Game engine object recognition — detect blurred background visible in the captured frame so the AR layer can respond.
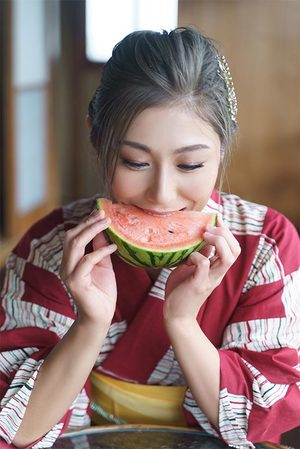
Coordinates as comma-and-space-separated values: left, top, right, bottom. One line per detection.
0, 1, 299, 443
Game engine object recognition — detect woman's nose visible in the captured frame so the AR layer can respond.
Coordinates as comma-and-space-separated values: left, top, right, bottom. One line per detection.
147, 167, 177, 207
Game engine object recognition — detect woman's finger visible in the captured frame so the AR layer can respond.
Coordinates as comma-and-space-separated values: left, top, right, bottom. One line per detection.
62, 216, 111, 277
203, 230, 237, 280
205, 215, 241, 258
65, 209, 105, 240
68, 244, 117, 282
68, 218, 111, 252
185, 252, 211, 293
199, 243, 215, 259
93, 228, 110, 250
185, 252, 210, 278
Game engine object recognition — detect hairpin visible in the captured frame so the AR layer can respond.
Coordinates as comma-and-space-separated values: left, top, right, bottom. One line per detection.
217, 54, 238, 124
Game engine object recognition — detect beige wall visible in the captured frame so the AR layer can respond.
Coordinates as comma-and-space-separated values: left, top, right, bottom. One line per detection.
178, 0, 300, 226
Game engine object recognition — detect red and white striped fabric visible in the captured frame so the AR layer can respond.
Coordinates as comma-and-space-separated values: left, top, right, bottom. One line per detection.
0, 191, 299, 448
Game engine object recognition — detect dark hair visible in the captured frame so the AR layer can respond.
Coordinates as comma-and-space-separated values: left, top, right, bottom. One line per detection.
88, 27, 237, 195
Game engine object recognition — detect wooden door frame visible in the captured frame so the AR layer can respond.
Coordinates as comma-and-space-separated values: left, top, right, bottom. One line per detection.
1, 0, 58, 266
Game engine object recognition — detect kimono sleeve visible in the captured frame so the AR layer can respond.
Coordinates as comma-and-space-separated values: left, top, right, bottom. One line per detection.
185, 211, 300, 448
0, 211, 90, 448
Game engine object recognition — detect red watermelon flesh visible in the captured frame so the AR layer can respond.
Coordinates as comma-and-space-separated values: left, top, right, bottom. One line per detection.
97, 198, 216, 268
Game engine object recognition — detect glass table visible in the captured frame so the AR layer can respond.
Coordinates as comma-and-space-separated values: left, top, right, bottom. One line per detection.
52, 425, 291, 449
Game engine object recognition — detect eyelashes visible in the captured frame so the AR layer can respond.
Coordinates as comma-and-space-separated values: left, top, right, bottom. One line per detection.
120, 158, 204, 172
121, 158, 149, 169
177, 163, 204, 171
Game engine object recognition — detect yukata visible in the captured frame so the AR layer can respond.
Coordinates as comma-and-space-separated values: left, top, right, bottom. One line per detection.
0, 191, 299, 449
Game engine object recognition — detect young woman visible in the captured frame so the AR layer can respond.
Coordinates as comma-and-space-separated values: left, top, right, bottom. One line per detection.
0, 28, 299, 449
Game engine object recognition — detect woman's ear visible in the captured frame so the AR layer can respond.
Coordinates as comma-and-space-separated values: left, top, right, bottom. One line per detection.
86, 114, 92, 129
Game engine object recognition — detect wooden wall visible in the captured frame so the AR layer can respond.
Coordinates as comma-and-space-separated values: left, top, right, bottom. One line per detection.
178, 0, 300, 228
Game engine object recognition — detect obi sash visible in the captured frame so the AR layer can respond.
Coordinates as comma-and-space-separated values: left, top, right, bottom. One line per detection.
90, 370, 187, 426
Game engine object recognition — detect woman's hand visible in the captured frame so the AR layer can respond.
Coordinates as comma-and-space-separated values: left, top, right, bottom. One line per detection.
164, 215, 240, 322
60, 210, 117, 326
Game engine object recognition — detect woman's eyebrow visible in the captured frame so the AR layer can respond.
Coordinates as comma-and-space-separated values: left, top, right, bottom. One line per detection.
122, 140, 210, 153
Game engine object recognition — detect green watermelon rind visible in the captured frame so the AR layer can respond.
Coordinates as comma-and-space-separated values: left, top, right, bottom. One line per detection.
106, 226, 207, 268
96, 198, 216, 269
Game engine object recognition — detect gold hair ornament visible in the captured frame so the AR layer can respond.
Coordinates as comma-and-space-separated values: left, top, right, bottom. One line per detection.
217, 55, 238, 124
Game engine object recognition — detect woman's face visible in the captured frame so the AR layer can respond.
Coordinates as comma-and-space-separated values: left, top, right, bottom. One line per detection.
112, 105, 221, 213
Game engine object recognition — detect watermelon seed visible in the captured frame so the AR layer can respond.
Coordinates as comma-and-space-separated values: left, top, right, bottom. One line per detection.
168, 230, 174, 233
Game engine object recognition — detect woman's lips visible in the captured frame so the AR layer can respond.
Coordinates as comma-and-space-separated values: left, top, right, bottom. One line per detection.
140, 207, 187, 216
119, 203, 189, 215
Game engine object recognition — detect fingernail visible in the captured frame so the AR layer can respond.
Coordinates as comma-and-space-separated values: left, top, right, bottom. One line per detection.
206, 224, 214, 230
89, 209, 102, 217
96, 216, 110, 226
93, 210, 106, 221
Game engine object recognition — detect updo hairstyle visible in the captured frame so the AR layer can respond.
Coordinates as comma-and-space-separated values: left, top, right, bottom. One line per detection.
88, 27, 237, 195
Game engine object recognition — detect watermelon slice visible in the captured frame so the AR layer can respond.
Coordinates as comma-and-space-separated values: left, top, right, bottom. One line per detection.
96, 198, 216, 268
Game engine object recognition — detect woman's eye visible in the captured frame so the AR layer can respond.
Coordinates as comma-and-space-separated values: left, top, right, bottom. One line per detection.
177, 163, 204, 171
121, 158, 149, 169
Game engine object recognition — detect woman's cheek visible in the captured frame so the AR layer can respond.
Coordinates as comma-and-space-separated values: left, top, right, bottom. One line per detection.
112, 169, 147, 202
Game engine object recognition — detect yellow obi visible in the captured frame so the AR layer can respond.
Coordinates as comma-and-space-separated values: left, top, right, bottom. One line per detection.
90, 370, 187, 426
